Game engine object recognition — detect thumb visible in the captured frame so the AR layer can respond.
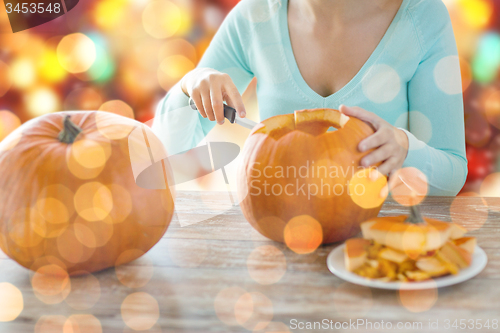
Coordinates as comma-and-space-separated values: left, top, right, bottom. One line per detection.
339, 105, 380, 129
339, 105, 367, 118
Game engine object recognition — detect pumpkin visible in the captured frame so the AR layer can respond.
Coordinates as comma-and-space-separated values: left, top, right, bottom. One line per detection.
360, 206, 469, 257
0, 111, 174, 275
237, 108, 387, 249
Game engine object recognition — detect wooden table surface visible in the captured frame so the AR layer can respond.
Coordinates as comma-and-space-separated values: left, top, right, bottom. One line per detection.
1, 193, 499, 333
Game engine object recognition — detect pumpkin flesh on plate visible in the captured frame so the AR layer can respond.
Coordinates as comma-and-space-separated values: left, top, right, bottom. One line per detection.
344, 216, 475, 282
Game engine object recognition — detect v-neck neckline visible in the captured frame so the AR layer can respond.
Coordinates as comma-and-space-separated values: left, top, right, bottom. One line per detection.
279, 0, 409, 105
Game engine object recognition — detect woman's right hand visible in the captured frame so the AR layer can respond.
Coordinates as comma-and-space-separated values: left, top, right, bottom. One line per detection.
180, 68, 246, 124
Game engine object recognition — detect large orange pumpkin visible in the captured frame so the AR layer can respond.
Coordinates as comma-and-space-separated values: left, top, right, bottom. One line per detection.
0, 111, 174, 275
237, 109, 387, 249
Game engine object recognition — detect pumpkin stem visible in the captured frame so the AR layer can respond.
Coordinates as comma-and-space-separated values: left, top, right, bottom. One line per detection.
405, 205, 425, 224
58, 115, 82, 144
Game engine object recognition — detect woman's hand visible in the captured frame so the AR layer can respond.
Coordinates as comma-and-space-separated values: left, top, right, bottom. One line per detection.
180, 68, 246, 124
339, 105, 409, 176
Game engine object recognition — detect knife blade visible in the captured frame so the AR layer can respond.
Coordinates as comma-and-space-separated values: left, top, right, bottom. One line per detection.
189, 97, 258, 130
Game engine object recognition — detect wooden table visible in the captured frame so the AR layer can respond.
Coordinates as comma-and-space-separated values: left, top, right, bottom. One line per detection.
1, 193, 499, 333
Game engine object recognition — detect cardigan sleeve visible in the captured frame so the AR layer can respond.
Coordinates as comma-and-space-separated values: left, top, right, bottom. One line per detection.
401, 0, 467, 195
152, 4, 254, 155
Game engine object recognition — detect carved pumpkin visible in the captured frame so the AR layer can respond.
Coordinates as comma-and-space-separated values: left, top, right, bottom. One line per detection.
0, 111, 174, 275
237, 109, 387, 249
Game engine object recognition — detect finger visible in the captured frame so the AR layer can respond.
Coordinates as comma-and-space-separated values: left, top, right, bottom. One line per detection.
200, 88, 216, 122
339, 105, 382, 130
191, 92, 207, 118
358, 127, 391, 152
210, 83, 225, 124
223, 81, 246, 118
388, 168, 399, 179
377, 157, 398, 176
360, 143, 393, 167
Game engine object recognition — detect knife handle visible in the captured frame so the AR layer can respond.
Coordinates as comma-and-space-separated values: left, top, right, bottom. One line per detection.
189, 97, 236, 124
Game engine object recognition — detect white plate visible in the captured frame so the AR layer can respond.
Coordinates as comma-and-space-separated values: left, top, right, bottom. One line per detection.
327, 243, 488, 290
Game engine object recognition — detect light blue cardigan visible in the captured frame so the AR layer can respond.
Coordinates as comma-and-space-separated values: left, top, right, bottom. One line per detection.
152, 0, 467, 195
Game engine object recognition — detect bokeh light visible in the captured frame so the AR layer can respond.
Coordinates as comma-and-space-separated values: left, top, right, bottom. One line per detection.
74, 215, 114, 247
38, 49, 67, 83
398, 282, 438, 312
0, 283, 23, 322
480, 172, 500, 197
203, 5, 225, 29
72, 139, 108, 169
362, 64, 401, 104
389, 167, 428, 206
36, 190, 72, 226
31, 264, 71, 305
107, 184, 133, 223
26, 87, 60, 117
158, 38, 197, 64
284, 215, 323, 254
98, 100, 134, 118
234, 292, 274, 331
64, 314, 102, 333
35, 315, 67, 333
32, 201, 67, 238
74, 182, 114, 222
93, 0, 129, 31
0, 110, 21, 141
57, 225, 96, 264
67, 139, 112, 180
214, 287, 248, 326
434, 55, 463, 95
87, 34, 115, 82
10, 58, 36, 89
73, 222, 98, 248
456, 0, 494, 30
158, 54, 195, 91
349, 168, 388, 209
57, 33, 97, 73
121, 292, 160, 331
65, 272, 101, 310
142, 0, 182, 39
8, 207, 45, 248
95, 111, 136, 141
115, 249, 154, 288
472, 33, 500, 84
247, 245, 287, 285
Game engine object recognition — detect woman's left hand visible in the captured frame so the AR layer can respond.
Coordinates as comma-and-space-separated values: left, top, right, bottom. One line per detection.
339, 105, 409, 176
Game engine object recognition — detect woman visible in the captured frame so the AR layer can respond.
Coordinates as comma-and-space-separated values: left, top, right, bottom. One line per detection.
152, 0, 467, 195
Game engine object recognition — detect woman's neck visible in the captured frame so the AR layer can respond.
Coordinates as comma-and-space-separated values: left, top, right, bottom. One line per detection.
290, 0, 396, 24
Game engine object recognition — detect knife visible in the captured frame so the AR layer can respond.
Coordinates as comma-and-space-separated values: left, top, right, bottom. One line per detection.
189, 98, 258, 130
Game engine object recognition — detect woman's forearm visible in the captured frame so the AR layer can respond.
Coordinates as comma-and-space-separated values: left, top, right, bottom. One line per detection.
400, 128, 468, 196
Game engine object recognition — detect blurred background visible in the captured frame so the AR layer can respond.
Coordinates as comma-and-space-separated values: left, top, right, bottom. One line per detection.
0, 0, 499, 195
